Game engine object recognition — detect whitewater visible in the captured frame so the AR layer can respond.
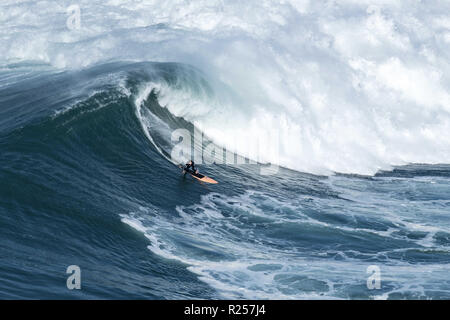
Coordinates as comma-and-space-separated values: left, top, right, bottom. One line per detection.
1, 0, 450, 300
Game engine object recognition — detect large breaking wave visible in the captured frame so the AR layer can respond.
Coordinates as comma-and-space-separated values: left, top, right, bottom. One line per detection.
2, 0, 450, 175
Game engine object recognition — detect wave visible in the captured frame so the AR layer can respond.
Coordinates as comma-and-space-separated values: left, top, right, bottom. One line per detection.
2, 2, 450, 174
2, 59, 449, 178
2, 1, 450, 175
2, 1, 450, 298
2, 59, 450, 299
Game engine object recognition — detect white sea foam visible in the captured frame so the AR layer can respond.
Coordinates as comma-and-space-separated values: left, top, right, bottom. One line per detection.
120, 189, 450, 299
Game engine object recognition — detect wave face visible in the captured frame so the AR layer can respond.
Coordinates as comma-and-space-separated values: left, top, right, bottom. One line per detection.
1, 0, 450, 174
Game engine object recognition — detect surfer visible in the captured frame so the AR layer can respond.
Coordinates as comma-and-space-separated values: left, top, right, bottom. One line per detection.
179, 161, 218, 184
184, 160, 198, 174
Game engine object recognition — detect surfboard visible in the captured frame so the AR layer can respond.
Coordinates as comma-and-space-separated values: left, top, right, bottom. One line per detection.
179, 165, 218, 184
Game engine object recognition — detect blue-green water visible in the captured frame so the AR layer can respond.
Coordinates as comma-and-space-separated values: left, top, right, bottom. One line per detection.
1, 62, 450, 299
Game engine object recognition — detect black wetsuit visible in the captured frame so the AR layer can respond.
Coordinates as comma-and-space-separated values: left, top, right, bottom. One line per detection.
185, 162, 196, 173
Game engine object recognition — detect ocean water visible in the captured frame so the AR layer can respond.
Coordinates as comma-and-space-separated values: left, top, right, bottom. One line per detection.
1, 1, 450, 299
